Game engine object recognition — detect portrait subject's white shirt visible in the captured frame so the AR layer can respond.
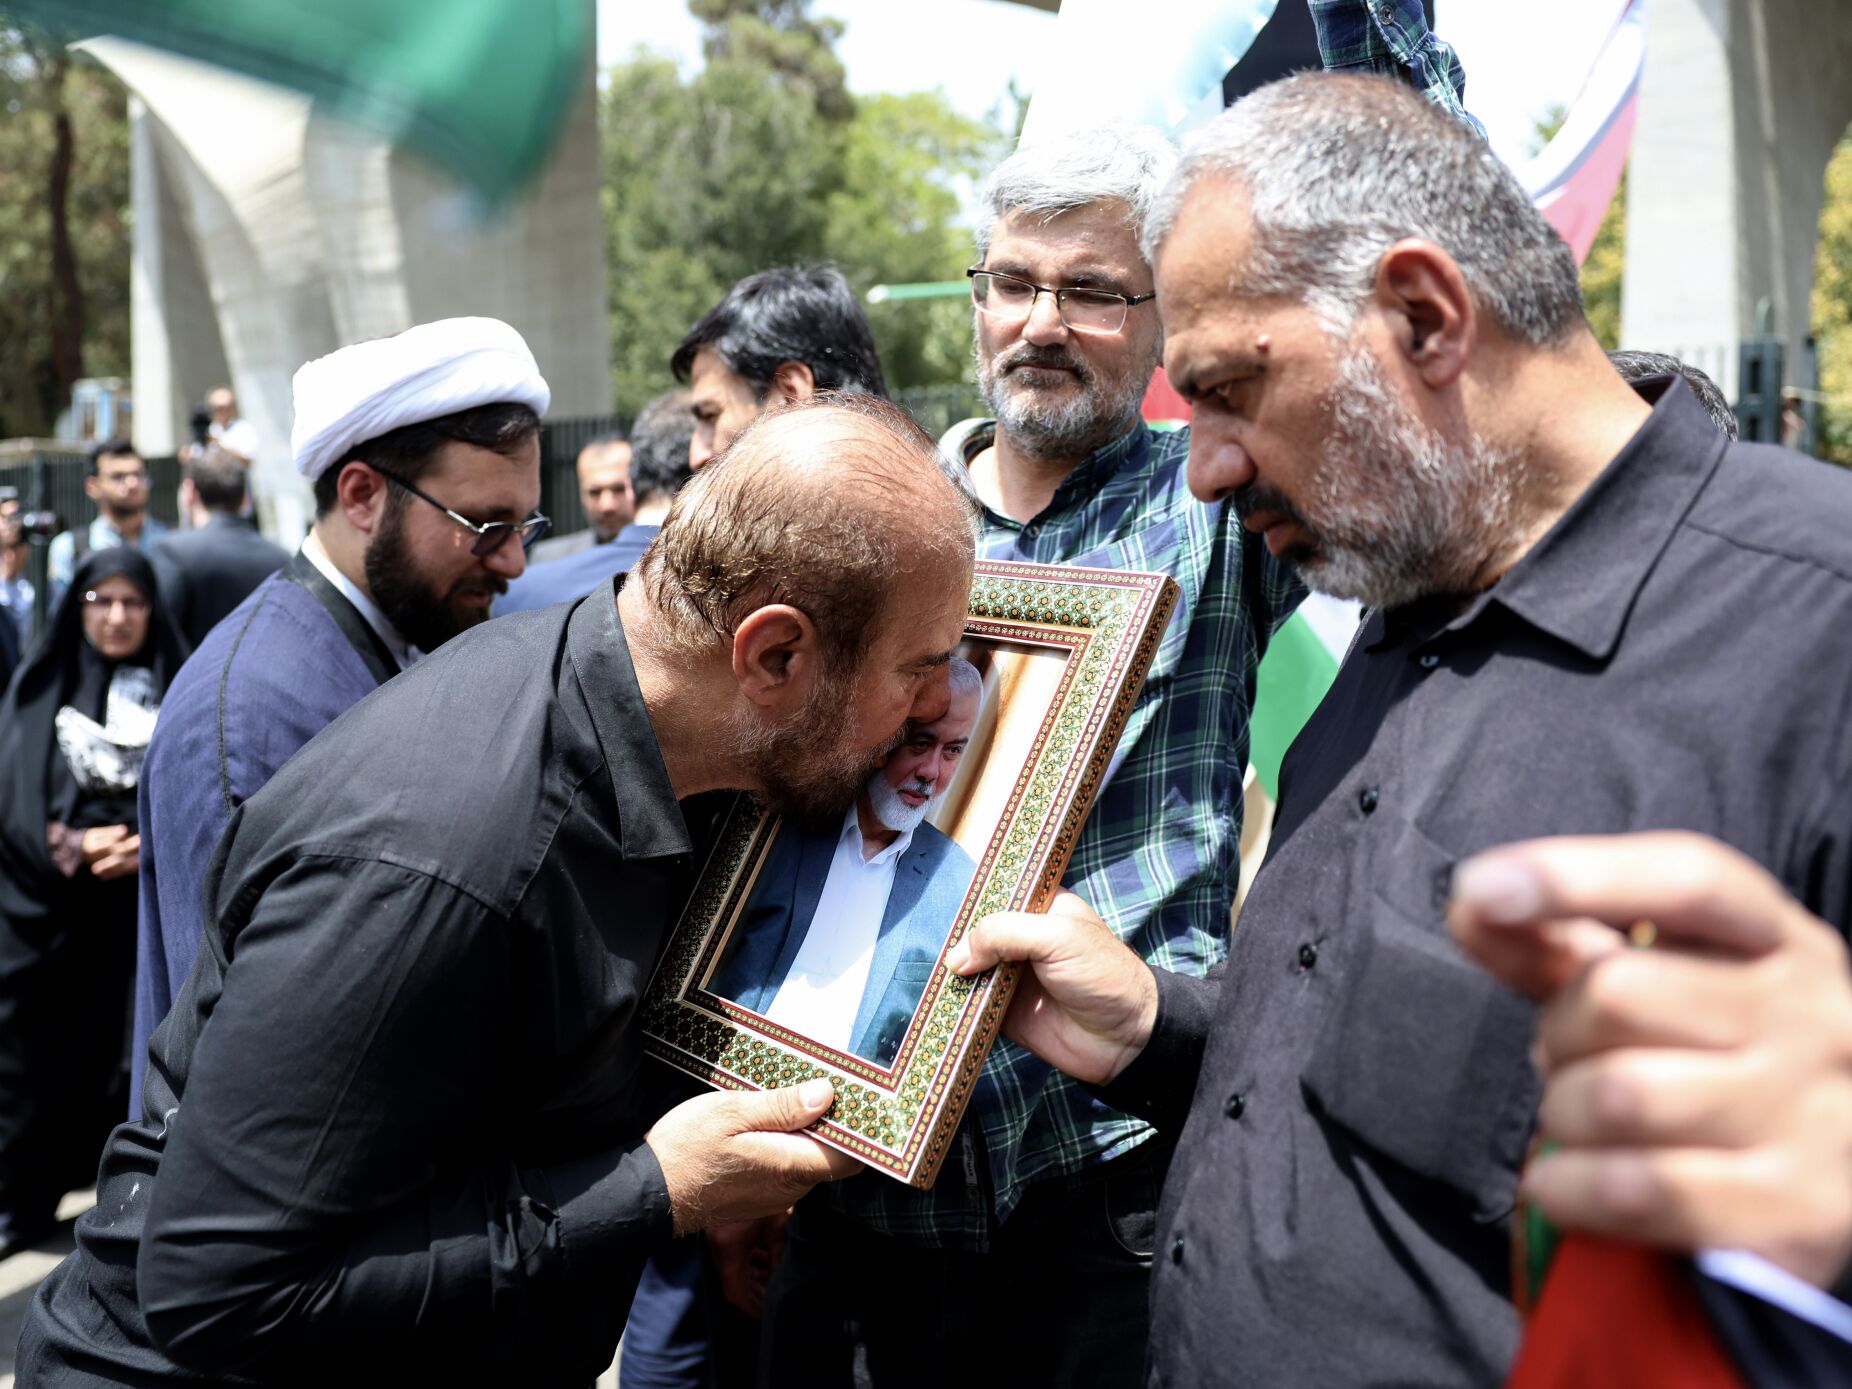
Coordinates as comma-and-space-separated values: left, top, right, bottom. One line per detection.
763, 805, 915, 1050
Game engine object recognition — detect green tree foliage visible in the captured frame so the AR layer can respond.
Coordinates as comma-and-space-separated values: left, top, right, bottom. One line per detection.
1579, 170, 1626, 350
601, 0, 1004, 413
0, 18, 130, 438
1531, 104, 1624, 349
1812, 131, 1852, 465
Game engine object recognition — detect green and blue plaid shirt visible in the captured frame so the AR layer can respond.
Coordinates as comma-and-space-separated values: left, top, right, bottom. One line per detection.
1310, 0, 1485, 137
821, 420, 1303, 1248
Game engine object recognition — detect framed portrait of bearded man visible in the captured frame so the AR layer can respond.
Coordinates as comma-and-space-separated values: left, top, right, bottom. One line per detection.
641, 559, 1177, 1188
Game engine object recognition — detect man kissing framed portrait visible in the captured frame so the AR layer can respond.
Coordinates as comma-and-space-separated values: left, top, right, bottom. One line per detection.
641, 559, 1177, 1187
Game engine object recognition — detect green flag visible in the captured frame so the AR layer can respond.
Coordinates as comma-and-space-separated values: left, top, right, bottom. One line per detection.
10, 0, 590, 204
1248, 600, 1352, 799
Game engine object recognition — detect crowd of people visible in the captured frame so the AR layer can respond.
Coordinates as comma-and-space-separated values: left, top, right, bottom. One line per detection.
0, 33, 1847, 1389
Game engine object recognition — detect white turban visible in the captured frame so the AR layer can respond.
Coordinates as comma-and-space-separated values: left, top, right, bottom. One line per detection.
290, 317, 551, 483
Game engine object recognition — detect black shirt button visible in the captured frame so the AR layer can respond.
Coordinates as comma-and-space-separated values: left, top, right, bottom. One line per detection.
1418, 652, 1440, 670
1225, 1092, 1246, 1119
1171, 1234, 1186, 1265
1297, 942, 1318, 970
1358, 785, 1379, 815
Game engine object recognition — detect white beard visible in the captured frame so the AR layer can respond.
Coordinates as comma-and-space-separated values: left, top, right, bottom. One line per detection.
865, 774, 935, 833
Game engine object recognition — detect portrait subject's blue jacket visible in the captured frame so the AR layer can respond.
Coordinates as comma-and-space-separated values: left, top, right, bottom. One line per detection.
713, 816, 977, 1067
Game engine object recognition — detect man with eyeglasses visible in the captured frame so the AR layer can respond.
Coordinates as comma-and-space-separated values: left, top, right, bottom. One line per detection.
758, 126, 1303, 1386
127, 317, 551, 1116
46, 439, 168, 609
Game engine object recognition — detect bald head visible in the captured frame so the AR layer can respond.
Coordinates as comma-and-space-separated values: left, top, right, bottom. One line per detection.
636, 392, 979, 667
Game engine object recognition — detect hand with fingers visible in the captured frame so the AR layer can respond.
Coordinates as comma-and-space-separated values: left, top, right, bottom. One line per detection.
645, 1080, 861, 1238
82, 824, 141, 880
946, 889, 1158, 1085
1448, 831, 1852, 1291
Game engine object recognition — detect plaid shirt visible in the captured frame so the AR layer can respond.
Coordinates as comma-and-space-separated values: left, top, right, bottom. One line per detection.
822, 420, 1303, 1248
1311, 0, 1486, 137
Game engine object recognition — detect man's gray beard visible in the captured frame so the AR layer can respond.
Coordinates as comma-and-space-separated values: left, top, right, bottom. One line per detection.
975, 336, 1147, 464
732, 664, 906, 824
1291, 342, 1519, 611
865, 773, 935, 833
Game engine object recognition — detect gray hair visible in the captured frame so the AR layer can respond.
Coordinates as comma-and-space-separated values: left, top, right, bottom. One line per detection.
1143, 73, 1585, 346
1607, 350, 1739, 439
977, 124, 1179, 260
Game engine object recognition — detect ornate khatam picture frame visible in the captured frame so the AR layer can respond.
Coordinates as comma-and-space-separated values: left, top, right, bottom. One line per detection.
641, 559, 1178, 1188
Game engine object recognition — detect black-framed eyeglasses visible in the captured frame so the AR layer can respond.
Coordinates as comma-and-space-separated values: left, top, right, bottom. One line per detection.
375, 470, 551, 556
967, 268, 1156, 336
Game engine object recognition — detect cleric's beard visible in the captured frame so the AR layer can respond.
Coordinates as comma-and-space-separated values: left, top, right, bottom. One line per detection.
364, 497, 506, 653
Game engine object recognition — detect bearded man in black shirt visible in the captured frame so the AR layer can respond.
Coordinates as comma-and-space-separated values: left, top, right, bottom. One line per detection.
19, 395, 980, 1386
951, 73, 1852, 1386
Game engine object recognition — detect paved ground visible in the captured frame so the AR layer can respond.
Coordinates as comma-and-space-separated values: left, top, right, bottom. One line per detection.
0, 1190, 91, 1388
0, 1192, 621, 1386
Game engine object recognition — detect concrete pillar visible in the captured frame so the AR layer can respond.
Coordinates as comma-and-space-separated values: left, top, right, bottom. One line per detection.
95, 0, 611, 545
127, 97, 230, 458
1622, 0, 1852, 400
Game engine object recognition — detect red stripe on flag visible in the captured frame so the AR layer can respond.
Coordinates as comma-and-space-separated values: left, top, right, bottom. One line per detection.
1507, 1237, 1748, 1389
1142, 367, 1191, 426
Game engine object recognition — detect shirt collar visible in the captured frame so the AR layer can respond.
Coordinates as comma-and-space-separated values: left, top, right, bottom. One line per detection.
567, 578, 691, 861
1471, 378, 1725, 660
301, 530, 422, 669
961, 418, 1150, 530
90, 514, 162, 548
839, 799, 915, 866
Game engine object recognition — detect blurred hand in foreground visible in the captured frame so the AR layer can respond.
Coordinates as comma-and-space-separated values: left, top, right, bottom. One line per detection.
1449, 831, 1852, 1290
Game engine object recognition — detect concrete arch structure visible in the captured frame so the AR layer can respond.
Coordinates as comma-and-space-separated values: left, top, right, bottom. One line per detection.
91, 11, 611, 543
1621, 0, 1852, 403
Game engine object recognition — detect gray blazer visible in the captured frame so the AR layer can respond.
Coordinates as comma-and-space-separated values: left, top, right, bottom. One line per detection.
710, 816, 978, 1066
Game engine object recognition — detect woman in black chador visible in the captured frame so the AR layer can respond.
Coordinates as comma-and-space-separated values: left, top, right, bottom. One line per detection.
0, 546, 186, 1250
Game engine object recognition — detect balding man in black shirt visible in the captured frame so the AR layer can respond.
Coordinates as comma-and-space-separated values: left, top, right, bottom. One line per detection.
19, 395, 979, 1386
953, 73, 1852, 1386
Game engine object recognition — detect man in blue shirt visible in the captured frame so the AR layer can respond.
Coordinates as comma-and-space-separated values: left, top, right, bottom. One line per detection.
45, 440, 167, 608
496, 389, 694, 616
129, 317, 551, 1113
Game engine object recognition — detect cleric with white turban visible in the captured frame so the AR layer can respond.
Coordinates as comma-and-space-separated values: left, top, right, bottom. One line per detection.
126, 316, 551, 1115
290, 317, 551, 484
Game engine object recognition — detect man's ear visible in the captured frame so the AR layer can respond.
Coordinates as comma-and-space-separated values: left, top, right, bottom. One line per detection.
336, 461, 391, 536
82, 475, 104, 504
772, 360, 817, 404
732, 602, 820, 711
1373, 238, 1474, 389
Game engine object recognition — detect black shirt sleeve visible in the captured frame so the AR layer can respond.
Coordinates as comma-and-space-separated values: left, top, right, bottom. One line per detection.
1092, 963, 1224, 1129
137, 853, 672, 1378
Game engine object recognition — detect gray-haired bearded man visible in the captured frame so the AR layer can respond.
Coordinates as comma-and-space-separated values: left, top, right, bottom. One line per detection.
955, 72, 1852, 1387
760, 124, 1303, 1387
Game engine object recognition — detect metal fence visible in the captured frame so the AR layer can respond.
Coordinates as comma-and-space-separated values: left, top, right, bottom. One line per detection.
0, 383, 985, 646
533, 384, 982, 536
